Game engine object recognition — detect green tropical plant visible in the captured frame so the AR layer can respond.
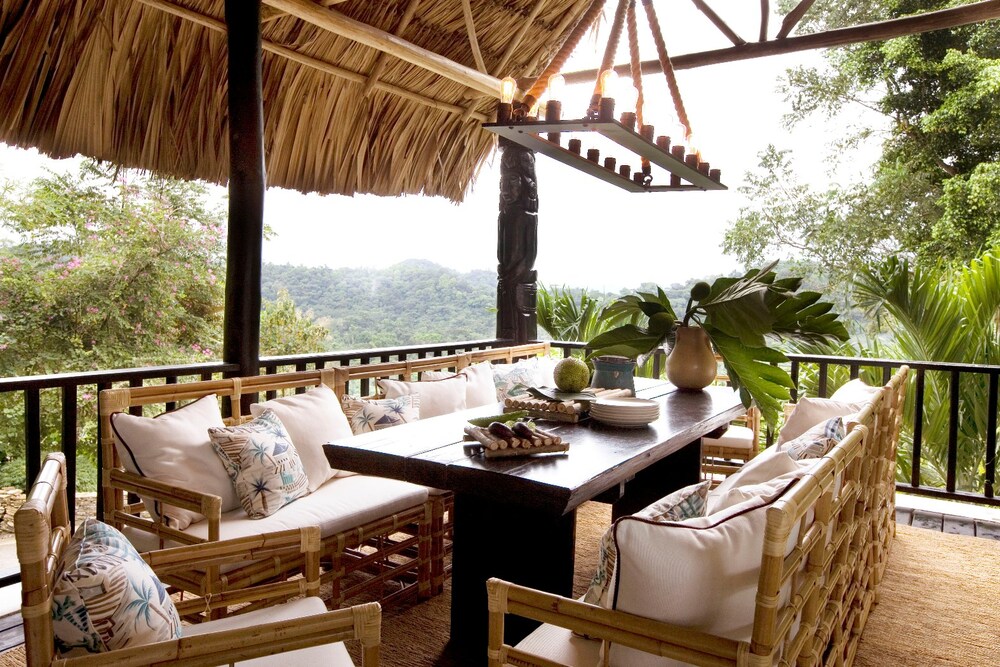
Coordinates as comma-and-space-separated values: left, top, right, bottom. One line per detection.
587, 261, 850, 426
536, 284, 616, 343
852, 252, 1000, 493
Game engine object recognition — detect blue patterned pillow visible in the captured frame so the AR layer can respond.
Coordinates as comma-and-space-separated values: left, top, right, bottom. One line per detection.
342, 395, 419, 434
52, 519, 181, 655
583, 480, 711, 608
208, 409, 310, 519
780, 417, 845, 460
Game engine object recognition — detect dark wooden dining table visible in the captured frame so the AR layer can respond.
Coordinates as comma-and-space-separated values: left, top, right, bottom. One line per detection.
323, 378, 744, 662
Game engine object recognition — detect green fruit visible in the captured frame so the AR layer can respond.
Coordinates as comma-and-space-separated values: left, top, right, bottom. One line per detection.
553, 357, 591, 392
648, 311, 675, 334
690, 281, 711, 301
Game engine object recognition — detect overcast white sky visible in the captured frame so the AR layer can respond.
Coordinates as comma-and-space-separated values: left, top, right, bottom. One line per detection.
0, 3, 885, 292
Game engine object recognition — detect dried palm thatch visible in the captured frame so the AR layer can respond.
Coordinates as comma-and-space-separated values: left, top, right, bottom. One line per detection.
0, 0, 593, 202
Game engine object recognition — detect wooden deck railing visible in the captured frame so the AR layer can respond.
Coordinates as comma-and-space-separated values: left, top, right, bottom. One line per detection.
549, 341, 999, 509
2, 339, 997, 588
0, 339, 510, 587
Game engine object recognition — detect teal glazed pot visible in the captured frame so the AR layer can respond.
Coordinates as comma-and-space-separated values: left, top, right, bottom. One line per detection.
590, 355, 636, 394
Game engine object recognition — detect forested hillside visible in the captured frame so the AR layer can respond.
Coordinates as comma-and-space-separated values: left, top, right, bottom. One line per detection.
262, 260, 497, 348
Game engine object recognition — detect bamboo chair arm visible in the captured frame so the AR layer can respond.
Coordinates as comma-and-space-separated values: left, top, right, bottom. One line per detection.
487, 578, 742, 666
142, 526, 320, 575
57, 601, 382, 667
108, 468, 223, 519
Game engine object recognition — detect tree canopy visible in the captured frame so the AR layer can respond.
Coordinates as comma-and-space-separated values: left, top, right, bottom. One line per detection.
726, 0, 1000, 283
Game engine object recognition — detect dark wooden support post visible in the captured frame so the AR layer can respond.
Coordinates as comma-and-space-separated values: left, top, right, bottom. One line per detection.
223, 0, 265, 384
496, 137, 538, 344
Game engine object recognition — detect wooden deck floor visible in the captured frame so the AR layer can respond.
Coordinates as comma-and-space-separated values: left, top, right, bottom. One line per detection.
895, 507, 1000, 539
1, 504, 997, 656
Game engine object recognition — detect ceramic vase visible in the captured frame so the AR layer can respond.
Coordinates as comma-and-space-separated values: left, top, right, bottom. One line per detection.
666, 325, 718, 390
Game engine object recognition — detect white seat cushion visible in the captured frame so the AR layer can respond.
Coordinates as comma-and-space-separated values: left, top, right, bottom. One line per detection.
184, 596, 354, 666
126, 475, 429, 552
514, 622, 601, 667
702, 424, 755, 450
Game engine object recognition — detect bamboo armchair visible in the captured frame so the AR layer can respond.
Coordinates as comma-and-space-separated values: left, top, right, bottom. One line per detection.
17, 453, 381, 666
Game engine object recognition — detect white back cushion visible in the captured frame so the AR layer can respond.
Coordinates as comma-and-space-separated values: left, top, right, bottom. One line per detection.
610, 475, 802, 667
777, 396, 861, 444
250, 384, 351, 490
830, 378, 881, 404
111, 395, 238, 529
378, 376, 467, 418
423, 361, 498, 408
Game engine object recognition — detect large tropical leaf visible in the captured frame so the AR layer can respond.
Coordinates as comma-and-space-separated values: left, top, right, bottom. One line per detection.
586, 324, 665, 360
709, 329, 794, 427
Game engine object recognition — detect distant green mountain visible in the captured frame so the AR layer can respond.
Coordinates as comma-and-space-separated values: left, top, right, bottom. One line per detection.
262, 260, 497, 349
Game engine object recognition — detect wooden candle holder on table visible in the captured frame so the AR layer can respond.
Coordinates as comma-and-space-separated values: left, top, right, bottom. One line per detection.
503, 387, 633, 422
463, 424, 569, 459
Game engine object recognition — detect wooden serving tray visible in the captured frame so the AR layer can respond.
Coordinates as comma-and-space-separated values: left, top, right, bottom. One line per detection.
466, 441, 570, 459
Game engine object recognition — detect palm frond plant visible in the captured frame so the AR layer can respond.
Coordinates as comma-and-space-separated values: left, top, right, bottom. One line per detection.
853, 253, 1000, 493
587, 261, 850, 426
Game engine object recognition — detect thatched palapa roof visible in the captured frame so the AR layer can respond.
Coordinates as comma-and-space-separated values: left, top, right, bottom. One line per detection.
0, 0, 592, 202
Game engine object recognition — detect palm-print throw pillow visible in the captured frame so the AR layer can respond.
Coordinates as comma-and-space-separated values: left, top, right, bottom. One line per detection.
208, 409, 309, 519
341, 395, 419, 434
778, 417, 845, 460
582, 480, 711, 609
491, 360, 542, 402
51, 519, 181, 655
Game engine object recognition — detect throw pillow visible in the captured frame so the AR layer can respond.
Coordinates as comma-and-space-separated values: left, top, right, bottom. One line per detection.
778, 417, 845, 461
423, 361, 498, 408
208, 410, 309, 519
342, 395, 419, 434
582, 480, 710, 608
491, 359, 542, 402
249, 384, 352, 490
777, 396, 862, 445
378, 376, 466, 418
110, 394, 238, 530
830, 378, 881, 404
52, 519, 182, 655
707, 447, 801, 512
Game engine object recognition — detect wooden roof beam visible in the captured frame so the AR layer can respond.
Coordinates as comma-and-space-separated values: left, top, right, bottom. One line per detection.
777, 0, 817, 39
560, 0, 1000, 82
363, 0, 422, 96
689, 0, 745, 46
136, 0, 487, 120
262, 0, 348, 25
262, 0, 503, 97
460, 0, 489, 73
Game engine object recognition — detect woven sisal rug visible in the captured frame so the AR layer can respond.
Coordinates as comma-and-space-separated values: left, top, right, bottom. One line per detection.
2, 503, 997, 666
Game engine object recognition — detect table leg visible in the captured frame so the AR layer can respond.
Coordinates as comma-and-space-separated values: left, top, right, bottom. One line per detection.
612, 438, 702, 520
449, 492, 576, 664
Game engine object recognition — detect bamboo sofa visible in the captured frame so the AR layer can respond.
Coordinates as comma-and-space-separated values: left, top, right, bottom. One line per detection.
98, 342, 550, 607
486, 365, 908, 667
18, 453, 381, 666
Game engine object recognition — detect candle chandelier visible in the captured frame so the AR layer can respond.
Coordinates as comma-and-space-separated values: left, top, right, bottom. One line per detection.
483, 0, 726, 193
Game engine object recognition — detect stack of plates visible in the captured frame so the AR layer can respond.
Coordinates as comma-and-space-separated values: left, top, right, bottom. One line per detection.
589, 397, 660, 428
